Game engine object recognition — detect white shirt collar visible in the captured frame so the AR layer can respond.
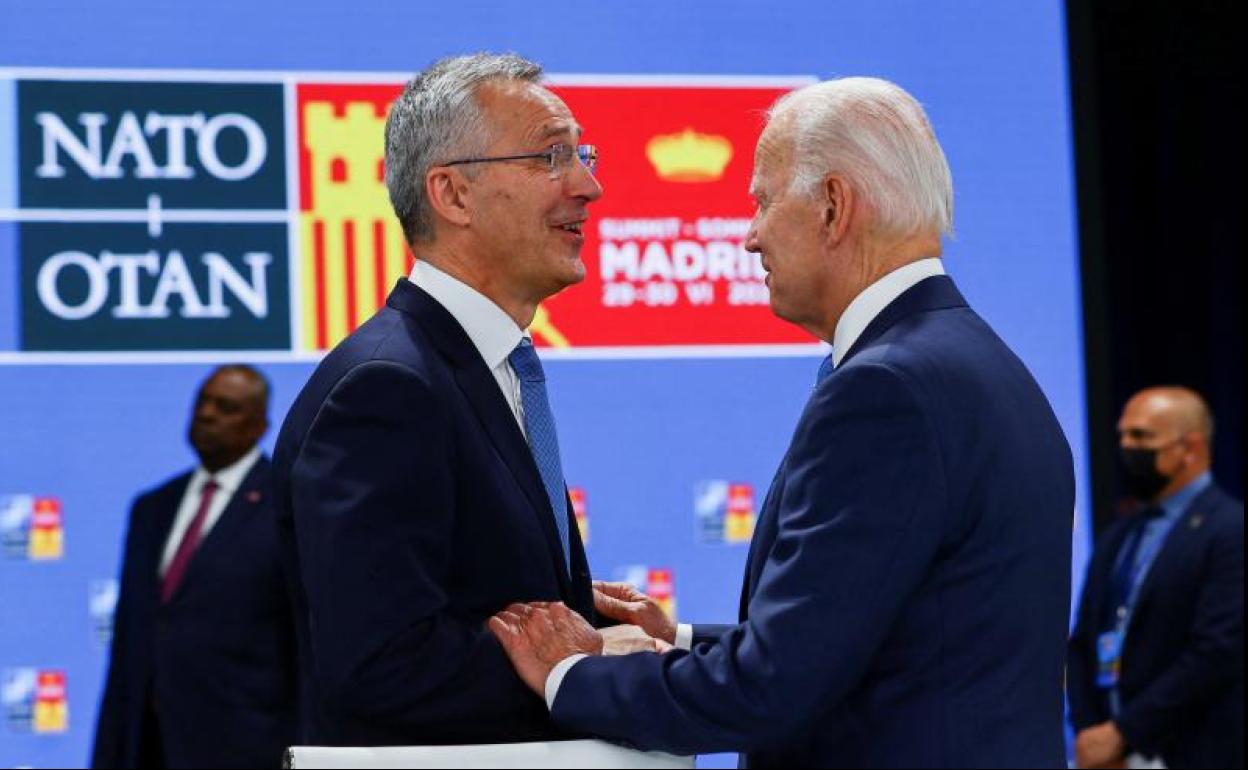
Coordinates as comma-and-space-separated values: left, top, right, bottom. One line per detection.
192, 444, 261, 494
409, 260, 525, 369
831, 258, 946, 367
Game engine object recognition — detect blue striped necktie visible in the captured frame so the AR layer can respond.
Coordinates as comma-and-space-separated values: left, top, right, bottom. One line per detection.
508, 339, 571, 573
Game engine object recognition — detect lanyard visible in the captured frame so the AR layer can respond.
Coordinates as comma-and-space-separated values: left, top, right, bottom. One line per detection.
1103, 513, 1177, 714
1109, 514, 1173, 630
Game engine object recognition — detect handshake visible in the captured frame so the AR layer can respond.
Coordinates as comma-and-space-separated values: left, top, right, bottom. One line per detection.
488, 581, 678, 697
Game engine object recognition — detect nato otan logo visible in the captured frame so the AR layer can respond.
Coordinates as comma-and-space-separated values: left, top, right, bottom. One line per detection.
16, 79, 291, 351
694, 481, 755, 544
89, 580, 120, 648
0, 495, 64, 561
569, 487, 589, 546
615, 565, 677, 619
2, 669, 68, 734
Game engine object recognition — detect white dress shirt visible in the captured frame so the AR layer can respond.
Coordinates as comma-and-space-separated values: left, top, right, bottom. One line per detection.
831, 257, 946, 366
159, 445, 262, 575
543, 257, 949, 709
409, 260, 528, 434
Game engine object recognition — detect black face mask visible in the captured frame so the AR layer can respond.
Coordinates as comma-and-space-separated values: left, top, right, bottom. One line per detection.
1120, 447, 1171, 501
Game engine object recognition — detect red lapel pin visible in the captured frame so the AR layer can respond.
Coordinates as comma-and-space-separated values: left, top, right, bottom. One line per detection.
247, 491, 262, 504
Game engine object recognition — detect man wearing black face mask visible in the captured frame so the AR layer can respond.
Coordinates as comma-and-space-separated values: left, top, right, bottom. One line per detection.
1069, 387, 1243, 770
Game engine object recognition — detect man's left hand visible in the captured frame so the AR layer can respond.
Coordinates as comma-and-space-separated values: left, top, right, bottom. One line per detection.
1074, 721, 1127, 769
594, 581, 678, 644
488, 602, 603, 696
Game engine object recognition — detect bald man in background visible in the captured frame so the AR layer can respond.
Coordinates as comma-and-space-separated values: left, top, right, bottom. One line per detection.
1069, 387, 1243, 769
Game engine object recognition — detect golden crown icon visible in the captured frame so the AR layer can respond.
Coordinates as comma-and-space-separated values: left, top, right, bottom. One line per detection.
645, 128, 733, 182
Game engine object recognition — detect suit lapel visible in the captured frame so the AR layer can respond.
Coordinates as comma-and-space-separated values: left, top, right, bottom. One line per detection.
453, 365, 573, 595
148, 474, 191, 600
839, 275, 969, 367
170, 458, 270, 602
151, 477, 189, 554
736, 276, 968, 619
387, 280, 573, 598
740, 457, 789, 620
1085, 520, 1134, 628
1131, 484, 1220, 611
563, 489, 593, 615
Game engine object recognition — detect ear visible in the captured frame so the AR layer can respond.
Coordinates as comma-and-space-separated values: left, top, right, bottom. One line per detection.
425, 166, 473, 229
1180, 430, 1204, 463
821, 174, 854, 245
247, 413, 269, 444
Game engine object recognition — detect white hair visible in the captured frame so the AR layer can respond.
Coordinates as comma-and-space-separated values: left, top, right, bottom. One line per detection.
768, 77, 954, 237
384, 53, 543, 244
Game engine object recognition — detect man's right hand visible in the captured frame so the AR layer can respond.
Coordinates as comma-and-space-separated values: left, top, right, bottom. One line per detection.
600, 624, 673, 655
593, 581, 678, 645
1074, 722, 1128, 769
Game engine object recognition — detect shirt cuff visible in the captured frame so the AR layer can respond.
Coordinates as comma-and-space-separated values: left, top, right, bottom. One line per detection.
544, 653, 589, 710
675, 623, 693, 650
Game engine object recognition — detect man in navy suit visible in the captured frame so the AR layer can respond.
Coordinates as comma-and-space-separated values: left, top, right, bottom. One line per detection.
489, 77, 1076, 767
1069, 387, 1243, 769
92, 365, 297, 768
271, 53, 620, 747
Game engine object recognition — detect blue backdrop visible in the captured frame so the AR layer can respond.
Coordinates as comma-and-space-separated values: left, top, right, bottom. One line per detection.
0, 1, 1088, 767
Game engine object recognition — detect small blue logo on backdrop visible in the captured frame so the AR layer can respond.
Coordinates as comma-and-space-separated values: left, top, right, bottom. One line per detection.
1, 669, 36, 733
1, 668, 68, 733
0, 494, 63, 561
89, 580, 119, 648
693, 480, 755, 544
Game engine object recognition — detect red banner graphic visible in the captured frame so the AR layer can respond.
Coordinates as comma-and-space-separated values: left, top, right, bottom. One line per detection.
544, 83, 815, 348
295, 80, 814, 350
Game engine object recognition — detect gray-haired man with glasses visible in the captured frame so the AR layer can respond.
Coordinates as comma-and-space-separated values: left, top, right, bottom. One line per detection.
273, 52, 626, 747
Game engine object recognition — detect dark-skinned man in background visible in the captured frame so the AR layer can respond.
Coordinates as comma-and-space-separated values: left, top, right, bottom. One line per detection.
92, 365, 298, 769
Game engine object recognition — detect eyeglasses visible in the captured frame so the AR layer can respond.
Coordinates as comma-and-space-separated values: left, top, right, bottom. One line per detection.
442, 143, 598, 177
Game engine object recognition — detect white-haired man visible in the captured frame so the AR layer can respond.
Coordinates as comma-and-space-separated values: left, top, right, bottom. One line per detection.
490, 77, 1076, 767
273, 53, 605, 745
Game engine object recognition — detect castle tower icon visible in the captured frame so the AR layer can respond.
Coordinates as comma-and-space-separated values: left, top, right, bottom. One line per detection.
298, 86, 572, 350
300, 97, 412, 351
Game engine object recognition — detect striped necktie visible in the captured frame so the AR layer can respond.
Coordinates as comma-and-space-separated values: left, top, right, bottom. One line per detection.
508, 339, 571, 573
161, 478, 218, 603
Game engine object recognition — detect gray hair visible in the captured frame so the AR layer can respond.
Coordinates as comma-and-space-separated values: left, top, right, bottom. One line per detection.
769, 77, 954, 237
385, 53, 543, 244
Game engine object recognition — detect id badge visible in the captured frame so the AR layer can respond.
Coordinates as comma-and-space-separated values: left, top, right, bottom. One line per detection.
1096, 630, 1123, 688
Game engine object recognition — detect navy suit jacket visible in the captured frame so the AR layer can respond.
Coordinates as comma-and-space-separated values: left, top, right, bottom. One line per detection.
91, 456, 299, 769
552, 276, 1075, 768
1068, 484, 1244, 769
272, 279, 596, 746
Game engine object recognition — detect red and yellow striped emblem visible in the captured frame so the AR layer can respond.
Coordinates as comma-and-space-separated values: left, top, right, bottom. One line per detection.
297, 83, 576, 351
297, 84, 410, 351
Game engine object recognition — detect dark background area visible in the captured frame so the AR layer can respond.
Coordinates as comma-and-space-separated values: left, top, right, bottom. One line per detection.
1068, 0, 1244, 533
